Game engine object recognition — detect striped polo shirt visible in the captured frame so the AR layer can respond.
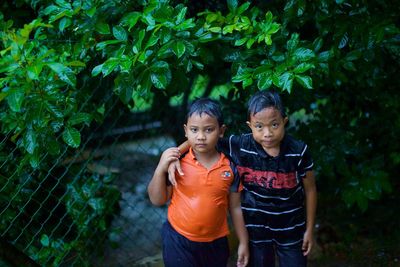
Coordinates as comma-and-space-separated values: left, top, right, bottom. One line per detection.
218, 133, 314, 246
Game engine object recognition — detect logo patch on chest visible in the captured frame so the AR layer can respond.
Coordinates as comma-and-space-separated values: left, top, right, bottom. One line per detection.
221, 171, 232, 180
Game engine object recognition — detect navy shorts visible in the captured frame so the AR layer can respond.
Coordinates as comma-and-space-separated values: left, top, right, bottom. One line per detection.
248, 241, 307, 267
161, 221, 229, 267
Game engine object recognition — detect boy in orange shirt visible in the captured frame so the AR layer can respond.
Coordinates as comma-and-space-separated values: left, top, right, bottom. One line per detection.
147, 98, 249, 267
169, 90, 317, 267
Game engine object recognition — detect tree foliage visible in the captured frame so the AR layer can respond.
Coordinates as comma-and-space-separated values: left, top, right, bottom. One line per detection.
1, 0, 400, 265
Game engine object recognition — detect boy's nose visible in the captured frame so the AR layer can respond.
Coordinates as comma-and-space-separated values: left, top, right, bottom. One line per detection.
197, 132, 206, 139
264, 128, 272, 137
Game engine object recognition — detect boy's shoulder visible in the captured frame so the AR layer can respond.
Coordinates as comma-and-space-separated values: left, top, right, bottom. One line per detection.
283, 134, 308, 154
226, 132, 254, 145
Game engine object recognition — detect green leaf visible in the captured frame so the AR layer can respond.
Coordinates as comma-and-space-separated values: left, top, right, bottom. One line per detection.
62, 127, 81, 148
46, 103, 64, 118
87, 6, 96, 17
175, 18, 195, 31
265, 11, 273, 22
42, 5, 58, 16
264, 35, 272, 45
26, 64, 43, 80
279, 72, 293, 92
343, 61, 356, 71
293, 47, 315, 61
59, 17, 71, 32
209, 27, 221, 33
172, 41, 186, 58
175, 7, 187, 24
267, 23, 280, 34
95, 22, 110, 34
287, 33, 299, 51
134, 29, 146, 52
7, 88, 24, 112
91, 64, 103, 77
24, 129, 37, 154
234, 37, 247, 46
101, 58, 119, 76
257, 73, 273, 90
29, 150, 40, 169
293, 63, 314, 74
47, 63, 76, 87
96, 40, 124, 50
121, 12, 141, 31
88, 198, 105, 212
69, 113, 92, 126
313, 37, 323, 52
137, 69, 152, 95
150, 73, 168, 89
40, 234, 50, 247
242, 78, 253, 88
227, 0, 238, 12
66, 61, 86, 67
113, 26, 127, 41
246, 38, 255, 49
145, 33, 159, 49
345, 50, 361, 61
318, 51, 331, 62
222, 25, 235, 34
237, 2, 251, 14
338, 32, 348, 49
295, 74, 313, 89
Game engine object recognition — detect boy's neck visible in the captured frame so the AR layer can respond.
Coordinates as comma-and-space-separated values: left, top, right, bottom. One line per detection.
193, 149, 220, 169
264, 147, 280, 157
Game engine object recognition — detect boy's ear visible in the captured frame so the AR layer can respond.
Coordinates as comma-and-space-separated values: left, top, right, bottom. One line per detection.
219, 124, 227, 137
183, 124, 187, 137
246, 121, 251, 128
283, 116, 289, 125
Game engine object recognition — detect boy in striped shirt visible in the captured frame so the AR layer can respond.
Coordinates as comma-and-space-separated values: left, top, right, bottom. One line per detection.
170, 90, 317, 267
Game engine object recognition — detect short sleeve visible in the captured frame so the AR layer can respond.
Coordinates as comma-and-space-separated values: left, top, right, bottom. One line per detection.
298, 143, 314, 179
229, 160, 243, 192
217, 135, 242, 164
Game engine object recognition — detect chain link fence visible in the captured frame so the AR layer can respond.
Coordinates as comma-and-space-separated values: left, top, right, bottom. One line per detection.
0, 90, 177, 266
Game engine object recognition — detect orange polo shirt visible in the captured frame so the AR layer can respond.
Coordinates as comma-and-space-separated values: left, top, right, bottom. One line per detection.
168, 148, 241, 242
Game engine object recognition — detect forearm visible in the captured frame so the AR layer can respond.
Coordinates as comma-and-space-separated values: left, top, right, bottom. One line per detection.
304, 173, 317, 232
147, 166, 170, 206
305, 187, 317, 232
178, 140, 190, 153
230, 207, 249, 244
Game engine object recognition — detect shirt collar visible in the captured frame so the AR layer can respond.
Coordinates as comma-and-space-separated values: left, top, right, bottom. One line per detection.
188, 147, 227, 166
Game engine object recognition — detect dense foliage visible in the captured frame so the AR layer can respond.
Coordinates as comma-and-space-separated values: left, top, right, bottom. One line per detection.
1, 0, 399, 265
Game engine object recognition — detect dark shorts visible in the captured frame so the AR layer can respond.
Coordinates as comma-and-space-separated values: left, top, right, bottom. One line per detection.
161, 221, 229, 267
248, 241, 307, 267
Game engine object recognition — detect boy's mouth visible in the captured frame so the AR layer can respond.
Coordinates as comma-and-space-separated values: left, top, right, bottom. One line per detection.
262, 140, 273, 145
195, 143, 207, 147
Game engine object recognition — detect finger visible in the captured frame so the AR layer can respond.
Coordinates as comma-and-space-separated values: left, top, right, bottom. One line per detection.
302, 241, 309, 256
244, 255, 249, 266
176, 163, 184, 176
168, 169, 177, 187
236, 255, 246, 267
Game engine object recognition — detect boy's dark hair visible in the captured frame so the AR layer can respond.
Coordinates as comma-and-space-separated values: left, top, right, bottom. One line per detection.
247, 90, 286, 119
187, 98, 224, 126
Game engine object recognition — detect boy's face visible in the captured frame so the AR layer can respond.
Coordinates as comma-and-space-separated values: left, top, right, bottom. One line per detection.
184, 113, 225, 155
247, 107, 288, 154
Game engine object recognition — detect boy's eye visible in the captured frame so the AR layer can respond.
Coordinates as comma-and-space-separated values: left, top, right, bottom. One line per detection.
190, 128, 198, 133
255, 124, 263, 130
206, 127, 214, 133
272, 123, 279, 129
